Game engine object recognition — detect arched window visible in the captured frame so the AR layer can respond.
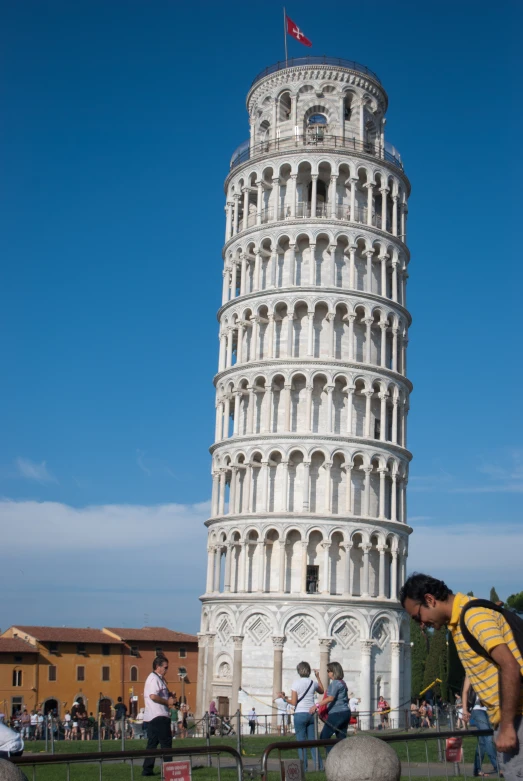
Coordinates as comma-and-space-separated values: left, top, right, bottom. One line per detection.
308, 114, 327, 125
130, 666, 138, 682
307, 114, 328, 143
12, 669, 22, 687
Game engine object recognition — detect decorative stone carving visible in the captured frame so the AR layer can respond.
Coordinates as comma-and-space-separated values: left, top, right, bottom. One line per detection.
331, 617, 360, 650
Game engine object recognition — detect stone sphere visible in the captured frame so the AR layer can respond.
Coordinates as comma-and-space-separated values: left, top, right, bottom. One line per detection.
325, 735, 401, 781
0, 760, 28, 781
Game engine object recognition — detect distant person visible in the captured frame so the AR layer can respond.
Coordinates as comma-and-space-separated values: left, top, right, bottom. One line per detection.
114, 697, 127, 740
273, 692, 288, 735
400, 573, 523, 781
19, 712, 30, 741
247, 708, 257, 735
410, 699, 420, 729
349, 694, 360, 732
378, 695, 390, 729
142, 655, 175, 778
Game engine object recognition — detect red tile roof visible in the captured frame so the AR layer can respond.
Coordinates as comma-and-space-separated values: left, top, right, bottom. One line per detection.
0, 638, 38, 654
10, 627, 122, 644
104, 627, 198, 643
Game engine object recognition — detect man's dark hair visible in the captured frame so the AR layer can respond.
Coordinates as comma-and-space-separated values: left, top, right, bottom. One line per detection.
117, 697, 122, 703
399, 572, 453, 607
153, 655, 168, 670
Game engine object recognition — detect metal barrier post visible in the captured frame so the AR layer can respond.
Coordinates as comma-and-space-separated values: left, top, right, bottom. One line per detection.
436, 704, 443, 762
205, 712, 211, 768
313, 711, 319, 771
44, 716, 48, 752
121, 717, 125, 751
50, 715, 55, 754
448, 708, 461, 776
236, 709, 241, 758
98, 713, 102, 752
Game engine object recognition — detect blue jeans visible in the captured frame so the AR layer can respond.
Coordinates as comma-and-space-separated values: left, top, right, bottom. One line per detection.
294, 712, 322, 770
320, 710, 351, 752
470, 709, 498, 775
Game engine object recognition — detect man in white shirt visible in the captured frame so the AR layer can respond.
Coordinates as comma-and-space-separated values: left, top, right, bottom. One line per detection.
247, 708, 257, 735
349, 694, 360, 732
142, 656, 176, 778
0, 721, 24, 759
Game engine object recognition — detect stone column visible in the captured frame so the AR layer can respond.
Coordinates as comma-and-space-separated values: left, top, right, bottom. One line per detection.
206, 546, 215, 593
392, 399, 398, 445
222, 394, 231, 439
346, 386, 355, 435
267, 315, 275, 359
348, 245, 356, 288
330, 177, 337, 219
364, 318, 373, 364
345, 463, 353, 515
204, 633, 216, 718
379, 393, 387, 441
380, 322, 387, 367
218, 471, 226, 516
211, 471, 220, 516
232, 393, 241, 436
251, 317, 259, 361
360, 640, 374, 730
218, 332, 226, 371
225, 202, 233, 242
281, 461, 289, 512
256, 180, 263, 225
391, 550, 398, 599
302, 461, 310, 511
300, 539, 308, 593
278, 539, 287, 592
264, 386, 272, 433
231, 636, 244, 715
359, 100, 365, 142
327, 314, 335, 358
244, 465, 252, 514
253, 250, 261, 291
239, 254, 247, 296
392, 260, 398, 302
323, 461, 332, 514
284, 383, 292, 432
321, 540, 331, 594
390, 642, 402, 724
244, 541, 251, 592
222, 268, 229, 304
238, 542, 247, 592
364, 390, 373, 438
365, 183, 374, 226
349, 179, 358, 222
257, 539, 265, 592
229, 468, 237, 515
224, 543, 232, 592
226, 329, 233, 368
391, 473, 397, 522
379, 469, 386, 519
348, 315, 356, 360
233, 194, 240, 235
260, 461, 269, 511
361, 543, 371, 597
310, 174, 318, 217
286, 316, 294, 357
272, 177, 280, 219
380, 255, 388, 297
272, 98, 277, 141
326, 385, 334, 434
344, 543, 352, 595
305, 384, 313, 432
380, 188, 389, 230
392, 195, 399, 236
237, 324, 244, 364
378, 545, 386, 598
215, 402, 223, 443
365, 250, 374, 292
307, 311, 315, 356
309, 244, 316, 285
214, 546, 222, 592
319, 638, 333, 691
271, 250, 278, 287
271, 637, 286, 731
242, 187, 249, 230
392, 327, 398, 372
246, 386, 255, 434
290, 175, 298, 218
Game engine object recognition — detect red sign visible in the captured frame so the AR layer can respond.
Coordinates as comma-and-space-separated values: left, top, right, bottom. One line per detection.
164, 760, 192, 781
445, 737, 463, 762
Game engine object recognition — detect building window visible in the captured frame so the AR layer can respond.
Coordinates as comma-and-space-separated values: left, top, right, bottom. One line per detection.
14, 655, 22, 663
48, 665, 57, 682
130, 666, 138, 682
77, 666, 85, 682
130, 646, 139, 657
179, 648, 187, 658
155, 647, 163, 657
102, 666, 110, 682
11, 697, 23, 717
12, 669, 22, 687
49, 643, 58, 655
102, 644, 110, 656
77, 644, 86, 655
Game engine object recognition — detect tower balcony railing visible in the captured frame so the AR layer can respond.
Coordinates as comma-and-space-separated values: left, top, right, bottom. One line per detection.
236, 203, 393, 235
230, 134, 403, 171
250, 56, 381, 87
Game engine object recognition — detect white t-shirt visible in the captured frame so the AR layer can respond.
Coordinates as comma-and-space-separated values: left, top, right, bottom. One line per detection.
0, 722, 24, 755
291, 677, 320, 714
274, 697, 287, 715
349, 698, 359, 711
248, 709, 257, 722
144, 671, 169, 721
30, 714, 38, 726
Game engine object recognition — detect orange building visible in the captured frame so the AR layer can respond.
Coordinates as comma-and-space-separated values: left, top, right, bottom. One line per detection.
1, 626, 123, 718
103, 628, 198, 714
0, 626, 198, 719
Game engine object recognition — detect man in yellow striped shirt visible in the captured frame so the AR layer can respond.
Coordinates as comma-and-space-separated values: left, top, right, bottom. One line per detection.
400, 573, 523, 781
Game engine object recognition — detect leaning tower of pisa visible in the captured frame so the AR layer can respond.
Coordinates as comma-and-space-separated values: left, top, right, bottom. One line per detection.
197, 56, 412, 729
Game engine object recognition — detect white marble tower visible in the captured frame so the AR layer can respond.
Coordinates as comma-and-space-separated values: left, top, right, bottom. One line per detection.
198, 56, 412, 729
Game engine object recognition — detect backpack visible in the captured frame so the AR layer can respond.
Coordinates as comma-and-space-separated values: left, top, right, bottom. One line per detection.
459, 599, 523, 664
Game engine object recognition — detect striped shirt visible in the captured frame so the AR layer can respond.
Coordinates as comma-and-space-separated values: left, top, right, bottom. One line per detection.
448, 593, 523, 726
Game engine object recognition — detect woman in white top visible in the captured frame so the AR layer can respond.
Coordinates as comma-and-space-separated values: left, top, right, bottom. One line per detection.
283, 661, 324, 771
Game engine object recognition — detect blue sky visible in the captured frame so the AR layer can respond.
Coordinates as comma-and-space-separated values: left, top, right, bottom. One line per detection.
1, 0, 522, 632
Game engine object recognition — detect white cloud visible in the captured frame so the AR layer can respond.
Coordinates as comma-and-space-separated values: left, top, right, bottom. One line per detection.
136, 449, 151, 476
15, 457, 57, 484
0, 498, 210, 550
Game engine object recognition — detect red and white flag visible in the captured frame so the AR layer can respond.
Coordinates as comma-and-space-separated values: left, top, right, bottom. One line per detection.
286, 15, 312, 47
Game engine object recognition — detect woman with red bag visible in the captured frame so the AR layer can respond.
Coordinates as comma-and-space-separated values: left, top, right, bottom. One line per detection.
315, 662, 351, 750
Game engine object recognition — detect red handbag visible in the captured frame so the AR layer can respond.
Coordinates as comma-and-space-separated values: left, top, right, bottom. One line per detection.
317, 696, 330, 722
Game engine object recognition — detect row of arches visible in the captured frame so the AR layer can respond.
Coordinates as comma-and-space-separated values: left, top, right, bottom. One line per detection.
211, 448, 408, 523
215, 372, 409, 447
205, 525, 407, 600
225, 159, 408, 244
218, 301, 408, 377
222, 234, 408, 306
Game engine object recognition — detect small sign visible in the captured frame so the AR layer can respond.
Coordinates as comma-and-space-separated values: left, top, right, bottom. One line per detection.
445, 737, 463, 762
131, 695, 139, 701
281, 759, 304, 781
164, 760, 192, 781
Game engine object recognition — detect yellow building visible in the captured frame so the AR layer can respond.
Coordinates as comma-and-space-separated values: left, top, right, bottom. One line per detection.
0, 638, 38, 718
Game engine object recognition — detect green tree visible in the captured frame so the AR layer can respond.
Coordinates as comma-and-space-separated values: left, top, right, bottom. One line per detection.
507, 591, 523, 611
422, 628, 448, 700
466, 590, 475, 597
490, 586, 500, 602
410, 618, 428, 697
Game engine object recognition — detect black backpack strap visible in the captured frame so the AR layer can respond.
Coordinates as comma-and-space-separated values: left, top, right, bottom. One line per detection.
459, 599, 506, 661
296, 680, 314, 705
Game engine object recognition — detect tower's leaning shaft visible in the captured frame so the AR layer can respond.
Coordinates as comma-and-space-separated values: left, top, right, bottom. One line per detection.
198, 56, 412, 729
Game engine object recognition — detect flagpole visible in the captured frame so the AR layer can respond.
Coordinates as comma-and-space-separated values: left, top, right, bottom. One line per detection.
283, 7, 288, 66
